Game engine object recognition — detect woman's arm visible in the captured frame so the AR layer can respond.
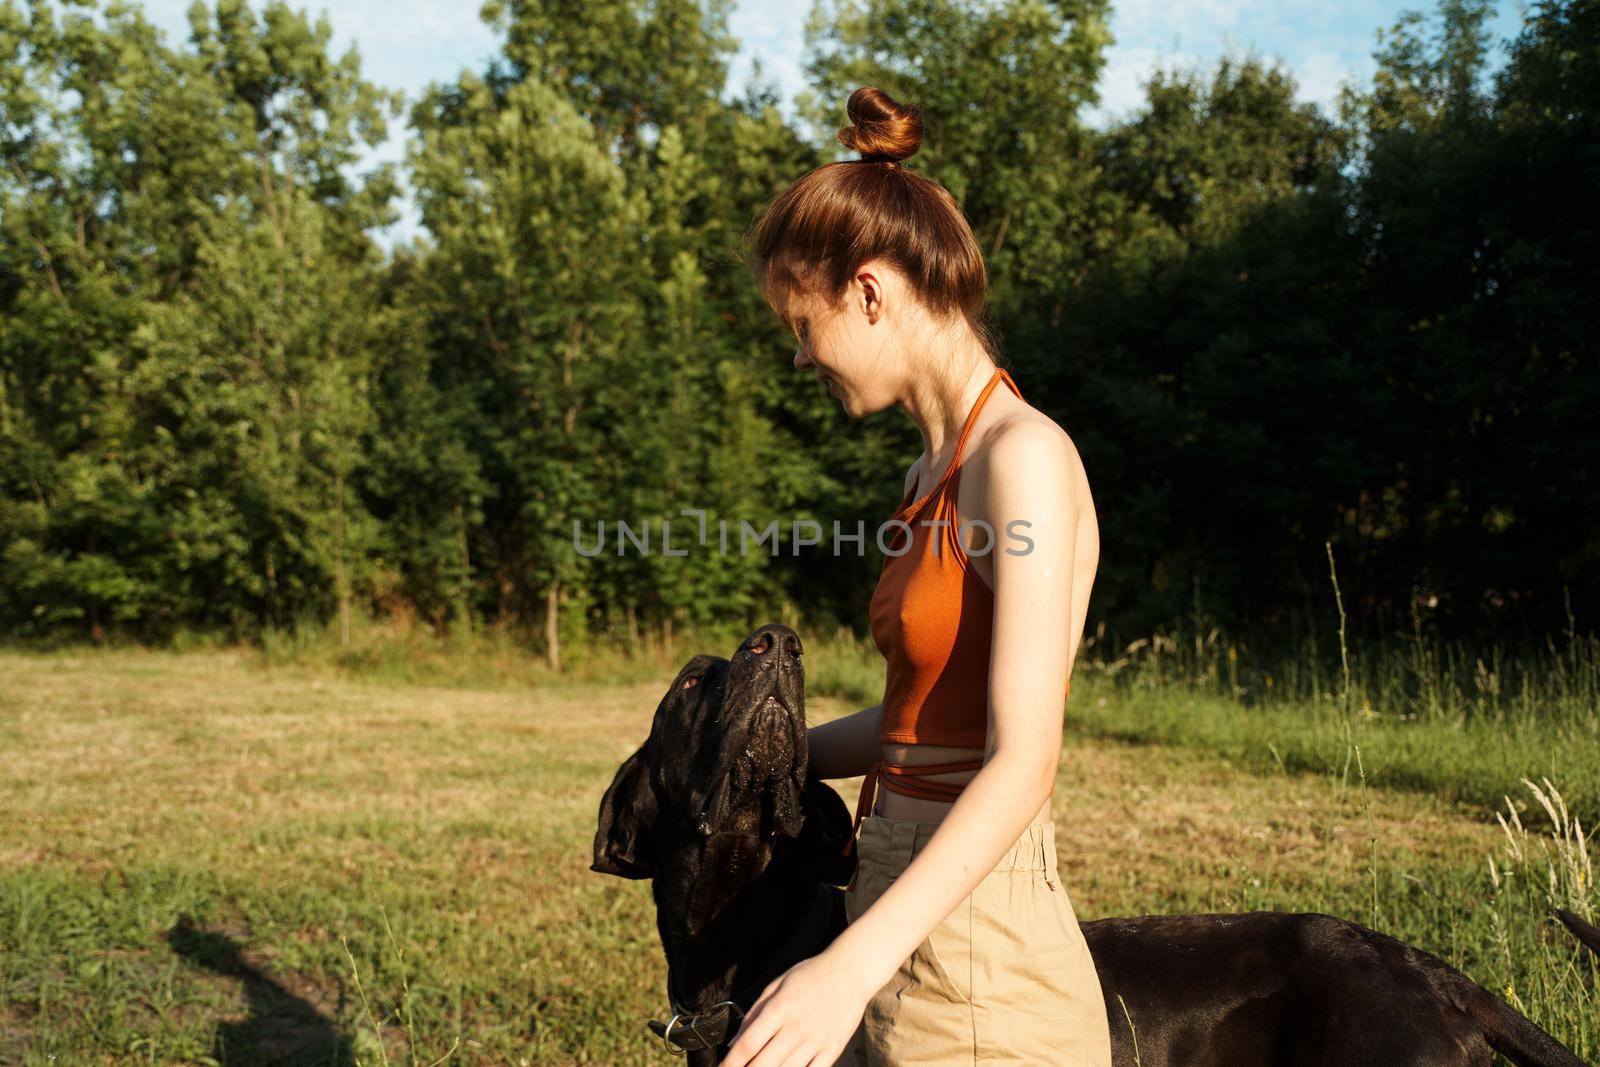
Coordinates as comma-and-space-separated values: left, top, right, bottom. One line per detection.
806, 702, 883, 780
823, 420, 1094, 995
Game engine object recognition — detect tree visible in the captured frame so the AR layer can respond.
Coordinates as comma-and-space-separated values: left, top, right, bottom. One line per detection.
0, 0, 398, 640
409, 71, 646, 667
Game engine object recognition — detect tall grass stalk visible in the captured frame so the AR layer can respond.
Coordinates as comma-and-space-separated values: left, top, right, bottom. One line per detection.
1115, 992, 1142, 1066
1327, 541, 1384, 930
1485, 777, 1598, 1054
341, 934, 390, 1067
340, 906, 462, 1067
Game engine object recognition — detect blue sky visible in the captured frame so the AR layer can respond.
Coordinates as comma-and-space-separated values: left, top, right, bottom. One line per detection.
136, 0, 1531, 246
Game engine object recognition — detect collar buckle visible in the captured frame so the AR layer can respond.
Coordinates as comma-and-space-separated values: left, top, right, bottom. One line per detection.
650, 999, 744, 1054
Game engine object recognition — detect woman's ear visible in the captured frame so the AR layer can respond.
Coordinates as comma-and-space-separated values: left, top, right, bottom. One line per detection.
853, 260, 891, 325
590, 743, 660, 879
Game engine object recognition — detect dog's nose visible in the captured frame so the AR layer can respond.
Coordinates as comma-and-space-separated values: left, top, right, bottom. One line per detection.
744, 624, 802, 659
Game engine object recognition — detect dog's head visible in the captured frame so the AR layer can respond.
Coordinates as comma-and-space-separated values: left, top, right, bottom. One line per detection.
590, 622, 854, 886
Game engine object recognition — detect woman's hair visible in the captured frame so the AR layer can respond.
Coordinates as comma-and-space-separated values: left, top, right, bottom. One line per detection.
742, 86, 1002, 362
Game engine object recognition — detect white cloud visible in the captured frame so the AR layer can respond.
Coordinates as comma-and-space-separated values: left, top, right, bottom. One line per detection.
725, 0, 811, 118
1083, 45, 1210, 128
135, 0, 500, 99
138, 0, 496, 51
1106, 0, 1257, 37
323, 0, 496, 48
1294, 49, 1363, 112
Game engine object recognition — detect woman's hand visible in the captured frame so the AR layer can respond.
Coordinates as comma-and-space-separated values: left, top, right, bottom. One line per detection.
718, 945, 876, 1066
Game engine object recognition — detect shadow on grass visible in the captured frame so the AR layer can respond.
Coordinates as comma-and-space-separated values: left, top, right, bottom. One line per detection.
166, 915, 356, 1067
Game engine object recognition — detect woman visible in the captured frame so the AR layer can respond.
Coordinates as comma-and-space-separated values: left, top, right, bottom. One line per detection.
720, 86, 1114, 1067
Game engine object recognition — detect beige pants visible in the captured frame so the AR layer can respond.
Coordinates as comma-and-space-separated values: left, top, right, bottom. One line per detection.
835, 815, 1114, 1066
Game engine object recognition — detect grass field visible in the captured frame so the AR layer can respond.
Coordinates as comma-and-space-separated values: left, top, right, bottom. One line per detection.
1, 628, 1596, 1065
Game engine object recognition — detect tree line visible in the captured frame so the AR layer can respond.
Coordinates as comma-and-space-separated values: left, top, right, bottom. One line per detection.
1, 0, 1594, 665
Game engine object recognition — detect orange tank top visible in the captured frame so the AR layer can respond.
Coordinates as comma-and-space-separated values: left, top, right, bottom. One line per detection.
841, 367, 1072, 888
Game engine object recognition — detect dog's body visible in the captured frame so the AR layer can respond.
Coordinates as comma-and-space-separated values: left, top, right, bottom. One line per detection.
1080, 909, 1593, 1067
592, 624, 1594, 1066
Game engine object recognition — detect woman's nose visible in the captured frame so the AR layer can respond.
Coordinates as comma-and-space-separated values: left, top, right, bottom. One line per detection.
793, 346, 812, 370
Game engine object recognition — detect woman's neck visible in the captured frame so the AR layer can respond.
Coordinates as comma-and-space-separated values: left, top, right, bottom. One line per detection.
901, 352, 997, 461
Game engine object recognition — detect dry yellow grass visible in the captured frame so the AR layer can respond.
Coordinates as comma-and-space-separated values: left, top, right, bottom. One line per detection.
0, 646, 1575, 1064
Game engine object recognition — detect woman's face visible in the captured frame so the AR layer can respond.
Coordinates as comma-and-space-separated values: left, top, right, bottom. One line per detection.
779, 264, 898, 416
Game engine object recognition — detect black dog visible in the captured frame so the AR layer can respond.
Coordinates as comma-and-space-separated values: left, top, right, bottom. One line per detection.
593, 623, 1595, 1066
591, 623, 857, 1064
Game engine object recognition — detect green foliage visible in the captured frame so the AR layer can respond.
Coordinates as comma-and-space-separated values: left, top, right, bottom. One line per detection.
0, 0, 399, 640
1, 0, 1594, 667
1032, 0, 1598, 649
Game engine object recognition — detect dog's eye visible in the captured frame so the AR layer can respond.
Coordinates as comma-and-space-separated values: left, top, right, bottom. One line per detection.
679, 675, 700, 691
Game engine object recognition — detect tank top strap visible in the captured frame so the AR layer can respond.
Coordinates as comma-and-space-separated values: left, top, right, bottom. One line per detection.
932, 367, 1021, 512
953, 367, 1021, 460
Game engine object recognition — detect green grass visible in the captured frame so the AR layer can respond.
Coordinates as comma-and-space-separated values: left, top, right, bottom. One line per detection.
0, 621, 1595, 1064
1060, 678, 1600, 826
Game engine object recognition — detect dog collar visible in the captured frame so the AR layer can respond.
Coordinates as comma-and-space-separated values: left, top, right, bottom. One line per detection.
647, 998, 745, 1055
646, 880, 838, 1055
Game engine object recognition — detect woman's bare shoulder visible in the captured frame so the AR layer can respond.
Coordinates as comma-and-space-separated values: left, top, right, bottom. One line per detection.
972, 403, 1092, 506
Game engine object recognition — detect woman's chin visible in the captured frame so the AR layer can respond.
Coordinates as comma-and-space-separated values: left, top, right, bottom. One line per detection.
824, 376, 870, 417
835, 391, 869, 419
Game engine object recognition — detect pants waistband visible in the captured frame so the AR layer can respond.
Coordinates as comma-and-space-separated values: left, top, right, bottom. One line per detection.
855, 813, 1059, 874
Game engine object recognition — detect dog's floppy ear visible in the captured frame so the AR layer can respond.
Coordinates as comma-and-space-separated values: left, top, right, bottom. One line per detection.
591, 743, 660, 879
793, 777, 858, 887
